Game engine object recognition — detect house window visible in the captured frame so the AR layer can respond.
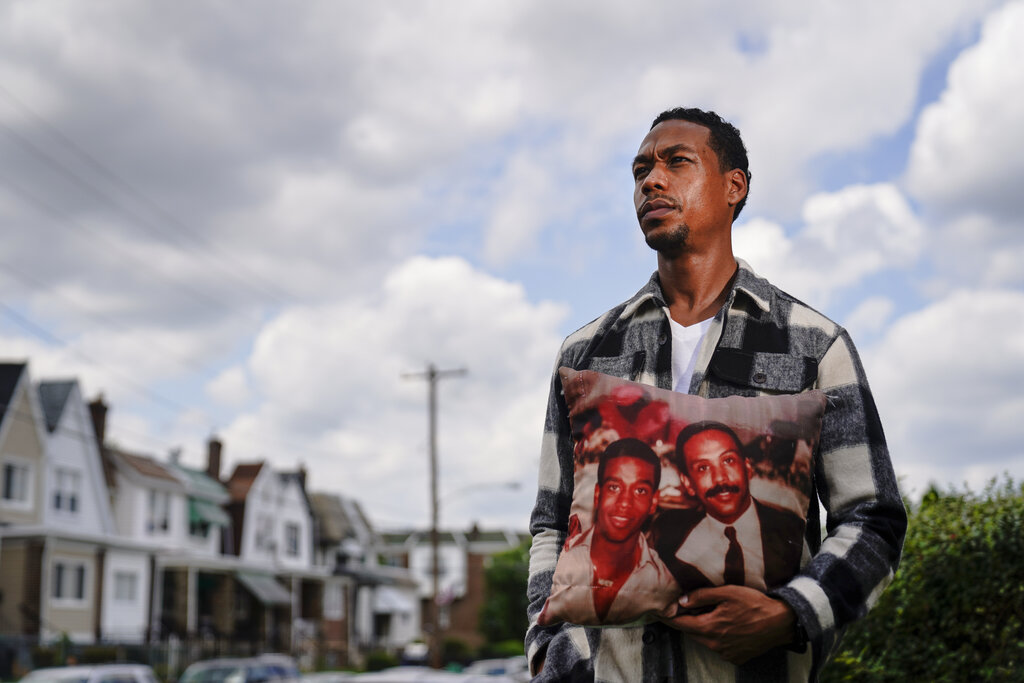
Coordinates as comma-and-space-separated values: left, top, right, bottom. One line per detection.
53, 468, 81, 513
2, 459, 31, 505
324, 582, 344, 620
147, 490, 170, 534
255, 515, 274, 551
285, 523, 300, 557
113, 571, 138, 602
52, 560, 87, 602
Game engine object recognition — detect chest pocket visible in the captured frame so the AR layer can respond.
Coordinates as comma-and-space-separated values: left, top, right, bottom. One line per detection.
708, 348, 817, 394
581, 351, 647, 382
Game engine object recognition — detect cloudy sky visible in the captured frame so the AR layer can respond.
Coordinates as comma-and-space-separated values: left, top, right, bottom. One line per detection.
2, 0, 1022, 532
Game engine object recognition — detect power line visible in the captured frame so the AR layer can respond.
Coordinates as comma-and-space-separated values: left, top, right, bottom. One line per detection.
0, 83, 296, 307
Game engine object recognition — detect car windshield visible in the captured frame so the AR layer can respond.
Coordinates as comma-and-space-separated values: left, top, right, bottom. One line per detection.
179, 667, 246, 683
20, 673, 88, 683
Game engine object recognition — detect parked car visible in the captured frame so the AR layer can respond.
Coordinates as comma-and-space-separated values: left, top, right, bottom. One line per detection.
20, 664, 158, 683
178, 655, 300, 683
461, 657, 528, 681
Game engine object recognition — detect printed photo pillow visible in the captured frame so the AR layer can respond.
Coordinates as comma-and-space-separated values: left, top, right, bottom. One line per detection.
537, 367, 827, 627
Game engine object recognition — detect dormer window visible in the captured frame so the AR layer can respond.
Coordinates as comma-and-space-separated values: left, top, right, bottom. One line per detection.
285, 523, 300, 557
147, 489, 171, 534
1, 458, 32, 508
53, 468, 81, 513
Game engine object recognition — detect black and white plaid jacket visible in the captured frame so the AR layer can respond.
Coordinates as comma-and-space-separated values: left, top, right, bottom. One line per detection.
526, 259, 907, 682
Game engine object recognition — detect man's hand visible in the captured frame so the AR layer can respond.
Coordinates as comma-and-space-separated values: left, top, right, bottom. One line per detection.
658, 586, 796, 664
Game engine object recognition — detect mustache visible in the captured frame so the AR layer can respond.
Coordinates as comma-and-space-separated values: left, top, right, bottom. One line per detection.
705, 484, 741, 498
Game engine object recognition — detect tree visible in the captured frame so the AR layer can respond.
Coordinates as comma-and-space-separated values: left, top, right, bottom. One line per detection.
823, 478, 1024, 682
479, 538, 531, 648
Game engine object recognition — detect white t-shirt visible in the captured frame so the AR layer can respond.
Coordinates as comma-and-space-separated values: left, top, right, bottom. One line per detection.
668, 314, 713, 393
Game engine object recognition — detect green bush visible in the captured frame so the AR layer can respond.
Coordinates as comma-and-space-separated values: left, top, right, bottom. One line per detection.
364, 650, 398, 672
441, 637, 474, 667
478, 639, 525, 659
30, 648, 57, 669
79, 646, 118, 664
823, 478, 1024, 682
478, 539, 530, 645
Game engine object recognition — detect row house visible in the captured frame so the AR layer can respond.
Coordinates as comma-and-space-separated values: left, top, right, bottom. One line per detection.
376, 526, 529, 650
0, 364, 152, 645
308, 492, 419, 667
1, 360, 423, 673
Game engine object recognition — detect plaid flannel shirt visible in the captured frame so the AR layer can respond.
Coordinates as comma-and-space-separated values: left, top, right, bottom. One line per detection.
526, 259, 907, 683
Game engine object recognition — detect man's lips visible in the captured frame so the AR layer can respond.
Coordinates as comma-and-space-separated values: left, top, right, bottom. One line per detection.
639, 198, 676, 220
608, 514, 638, 528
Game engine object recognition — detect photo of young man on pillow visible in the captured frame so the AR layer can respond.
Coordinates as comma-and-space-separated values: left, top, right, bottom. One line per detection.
538, 438, 679, 626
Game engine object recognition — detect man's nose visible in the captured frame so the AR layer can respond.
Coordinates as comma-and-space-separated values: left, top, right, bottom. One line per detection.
642, 164, 666, 194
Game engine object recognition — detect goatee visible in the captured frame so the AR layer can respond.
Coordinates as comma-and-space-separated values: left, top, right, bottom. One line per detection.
644, 225, 689, 258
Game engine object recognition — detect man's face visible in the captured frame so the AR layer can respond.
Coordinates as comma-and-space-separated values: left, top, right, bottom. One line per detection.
632, 120, 742, 257
680, 429, 753, 524
593, 456, 659, 544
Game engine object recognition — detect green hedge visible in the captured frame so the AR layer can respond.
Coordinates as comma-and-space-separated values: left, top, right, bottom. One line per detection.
823, 478, 1024, 682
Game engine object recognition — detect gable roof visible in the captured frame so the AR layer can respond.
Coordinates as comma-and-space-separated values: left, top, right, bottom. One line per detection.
109, 447, 182, 485
227, 462, 264, 502
167, 461, 229, 502
37, 380, 76, 433
0, 362, 27, 427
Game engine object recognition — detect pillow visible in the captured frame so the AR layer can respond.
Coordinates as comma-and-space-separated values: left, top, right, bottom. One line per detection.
537, 367, 827, 627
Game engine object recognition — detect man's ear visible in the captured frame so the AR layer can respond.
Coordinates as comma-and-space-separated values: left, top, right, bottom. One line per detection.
725, 168, 748, 209
593, 484, 601, 516
649, 490, 660, 515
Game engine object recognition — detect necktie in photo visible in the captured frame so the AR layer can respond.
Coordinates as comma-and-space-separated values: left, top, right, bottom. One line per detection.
724, 526, 745, 585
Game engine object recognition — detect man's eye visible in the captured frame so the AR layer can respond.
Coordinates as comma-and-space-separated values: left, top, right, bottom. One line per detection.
671, 155, 690, 164
634, 487, 651, 497
632, 167, 647, 180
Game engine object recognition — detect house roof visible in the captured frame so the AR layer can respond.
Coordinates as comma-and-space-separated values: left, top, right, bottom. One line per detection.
109, 448, 181, 485
226, 462, 264, 502
167, 461, 229, 502
37, 380, 76, 432
0, 362, 27, 427
308, 492, 351, 545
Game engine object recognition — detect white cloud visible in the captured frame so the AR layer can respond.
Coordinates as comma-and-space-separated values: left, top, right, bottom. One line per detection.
864, 288, 1024, 499
844, 297, 895, 340
733, 184, 923, 307
907, 0, 1024, 220
212, 256, 567, 529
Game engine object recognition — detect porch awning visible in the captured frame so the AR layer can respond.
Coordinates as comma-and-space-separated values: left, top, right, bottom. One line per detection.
236, 571, 291, 606
373, 585, 415, 614
189, 498, 231, 527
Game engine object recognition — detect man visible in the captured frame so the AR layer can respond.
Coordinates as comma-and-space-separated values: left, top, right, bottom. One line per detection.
537, 438, 678, 625
526, 108, 906, 682
651, 422, 804, 593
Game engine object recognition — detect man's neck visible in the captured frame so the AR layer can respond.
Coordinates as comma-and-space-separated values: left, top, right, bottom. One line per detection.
589, 532, 642, 581
657, 245, 737, 327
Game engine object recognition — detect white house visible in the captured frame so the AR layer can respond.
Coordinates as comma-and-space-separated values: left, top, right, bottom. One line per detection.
0, 366, 152, 645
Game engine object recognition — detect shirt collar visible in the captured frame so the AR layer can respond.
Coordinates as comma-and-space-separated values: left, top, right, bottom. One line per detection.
633, 258, 772, 316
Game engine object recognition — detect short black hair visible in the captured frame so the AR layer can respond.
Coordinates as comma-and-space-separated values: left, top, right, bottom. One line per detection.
598, 438, 661, 491
674, 421, 745, 475
650, 108, 751, 219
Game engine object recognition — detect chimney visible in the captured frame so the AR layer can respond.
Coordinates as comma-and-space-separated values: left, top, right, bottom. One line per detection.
297, 464, 308, 490
88, 395, 108, 450
207, 437, 223, 482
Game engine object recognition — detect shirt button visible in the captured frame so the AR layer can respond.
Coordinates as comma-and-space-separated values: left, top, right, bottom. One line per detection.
642, 631, 656, 644
658, 333, 668, 345
753, 371, 767, 384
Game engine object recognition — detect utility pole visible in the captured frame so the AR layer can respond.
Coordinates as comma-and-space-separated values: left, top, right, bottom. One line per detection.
403, 362, 466, 669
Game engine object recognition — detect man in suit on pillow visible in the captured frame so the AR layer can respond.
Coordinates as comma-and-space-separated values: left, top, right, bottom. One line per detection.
538, 438, 679, 626
651, 422, 803, 594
